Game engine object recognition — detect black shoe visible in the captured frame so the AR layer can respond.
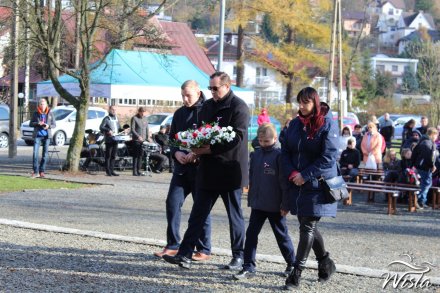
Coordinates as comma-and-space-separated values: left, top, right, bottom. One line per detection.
152, 169, 161, 174
233, 269, 256, 280
284, 264, 294, 277
162, 254, 192, 269
317, 253, 336, 282
223, 257, 243, 270
285, 267, 302, 290
111, 172, 119, 176
106, 173, 112, 176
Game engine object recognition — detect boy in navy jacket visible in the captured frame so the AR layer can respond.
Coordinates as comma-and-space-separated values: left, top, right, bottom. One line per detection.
234, 123, 295, 279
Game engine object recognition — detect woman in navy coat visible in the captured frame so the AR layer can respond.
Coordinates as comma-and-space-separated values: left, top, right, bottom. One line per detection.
281, 87, 339, 289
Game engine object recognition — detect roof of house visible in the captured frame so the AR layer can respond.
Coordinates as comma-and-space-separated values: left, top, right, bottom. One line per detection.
402, 11, 436, 29
0, 68, 43, 87
382, 0, 406, 10
205, 40, 240, 59
342, 11, 367, 21
159, 21, 215, 76
397, 29, 440, 44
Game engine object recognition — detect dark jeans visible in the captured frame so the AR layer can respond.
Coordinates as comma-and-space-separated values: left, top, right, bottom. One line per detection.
105, 141, 118, 174
132, 141, 143, 175
165, 169, 211, 254
341, 167, 358, 182
294, 216, 326, 270
417, 169, 432, 205
32, 136, 50, 174
243, 209, 295, 271
177, 188, 245, 259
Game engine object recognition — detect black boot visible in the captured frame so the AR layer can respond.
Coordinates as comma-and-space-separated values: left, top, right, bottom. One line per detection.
317, 252, 336, 282
133, 157, 139, 176
284, 267, 302, 290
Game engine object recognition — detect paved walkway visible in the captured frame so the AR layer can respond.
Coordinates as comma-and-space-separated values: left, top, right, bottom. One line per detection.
0, 145, 439, 291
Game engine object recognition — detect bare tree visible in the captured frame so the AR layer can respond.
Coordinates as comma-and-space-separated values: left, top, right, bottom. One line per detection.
19, 0, 171, 172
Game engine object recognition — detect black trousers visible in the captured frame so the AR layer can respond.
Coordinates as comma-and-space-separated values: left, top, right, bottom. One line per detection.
177, 188, 245, 259
294, 216, 326, 270
104, 141, 118, 175
243, 209, 295, 271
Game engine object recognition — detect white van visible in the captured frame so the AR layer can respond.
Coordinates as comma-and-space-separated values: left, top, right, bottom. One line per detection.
21, 106, 107, 146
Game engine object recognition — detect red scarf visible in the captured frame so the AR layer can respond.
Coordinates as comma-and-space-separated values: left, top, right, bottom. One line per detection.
298, 104, 326, 139
37, 106, 49, 115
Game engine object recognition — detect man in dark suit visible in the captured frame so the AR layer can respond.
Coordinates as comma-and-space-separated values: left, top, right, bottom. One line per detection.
153, 80, 211, 261
163, 72, 249, 270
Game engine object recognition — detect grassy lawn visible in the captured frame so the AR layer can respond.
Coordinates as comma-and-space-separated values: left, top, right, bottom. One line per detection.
0, 175, 88, 193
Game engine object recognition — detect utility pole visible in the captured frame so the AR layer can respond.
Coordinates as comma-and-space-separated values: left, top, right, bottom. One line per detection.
217, 0, 225, 71
327, 0, 344, 131
8, 0, 19, 158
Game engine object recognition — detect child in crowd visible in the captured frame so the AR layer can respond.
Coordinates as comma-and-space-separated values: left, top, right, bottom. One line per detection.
339, 138, 360, 182
234, 123, 295, 280
383, 149, 400, 183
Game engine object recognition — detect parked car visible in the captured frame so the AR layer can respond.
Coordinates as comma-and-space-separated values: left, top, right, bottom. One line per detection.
248, 115, 281, 140
331, 113, 357, 131
377, 114, 422, 139
0, 104, 9, 148
146, 113, 174, 136
332, 111, 360, 125
21, 106, 107, 146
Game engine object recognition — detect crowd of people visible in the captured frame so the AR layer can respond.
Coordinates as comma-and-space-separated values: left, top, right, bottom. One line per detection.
334, 113, 439, 209
29, 72, 438, 290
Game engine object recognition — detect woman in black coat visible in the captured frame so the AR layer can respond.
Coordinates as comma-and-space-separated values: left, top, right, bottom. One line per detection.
281, 87, 338, 289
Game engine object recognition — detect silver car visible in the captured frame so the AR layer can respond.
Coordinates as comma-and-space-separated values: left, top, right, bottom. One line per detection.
21, 106, 107, 146
0, 104, 9, 148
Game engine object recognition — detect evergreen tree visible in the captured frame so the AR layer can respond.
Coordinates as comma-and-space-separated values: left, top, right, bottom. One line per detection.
401, 67, 419, 93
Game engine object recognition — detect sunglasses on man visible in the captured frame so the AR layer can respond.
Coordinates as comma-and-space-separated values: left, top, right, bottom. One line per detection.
208, 84, 224, 91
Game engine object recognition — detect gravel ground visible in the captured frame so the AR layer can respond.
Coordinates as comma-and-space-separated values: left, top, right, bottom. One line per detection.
1, 146, 440, 292
1, 225, 438, 292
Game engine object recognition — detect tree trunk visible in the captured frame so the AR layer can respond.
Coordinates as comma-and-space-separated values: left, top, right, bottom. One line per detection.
65, 95, 88, 172
285, 72, 294, 104
236, 24, 244, 87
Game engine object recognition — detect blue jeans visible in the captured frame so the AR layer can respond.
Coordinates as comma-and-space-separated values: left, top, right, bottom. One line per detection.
165, 170, 211, 254
417, 169, 432, 205
33, 136, 50, 174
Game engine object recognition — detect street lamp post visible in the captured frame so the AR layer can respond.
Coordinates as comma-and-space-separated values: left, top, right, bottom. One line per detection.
18, 92, 24, 125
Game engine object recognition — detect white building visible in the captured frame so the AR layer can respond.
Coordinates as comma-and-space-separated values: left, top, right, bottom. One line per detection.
205, 37, 285, 104
375, 0, 406, 47
370, 54, 418, 87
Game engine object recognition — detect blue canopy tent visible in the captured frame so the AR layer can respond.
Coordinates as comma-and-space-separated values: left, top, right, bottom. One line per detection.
37, 49, 254, 105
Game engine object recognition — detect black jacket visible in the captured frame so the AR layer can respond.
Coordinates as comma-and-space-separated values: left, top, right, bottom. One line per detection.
169, 94, 205, 175
100, 115, 121, 144
379, 121, 394, 142
196, 90, 249, 190
339, 147, 360, 168
411, 136, 436, 171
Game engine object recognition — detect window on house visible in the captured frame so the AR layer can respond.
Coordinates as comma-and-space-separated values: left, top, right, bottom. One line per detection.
233, 66, 237, 76
118, 98, 136, 105
388, 8, 393, 15
392, 65, 398, 72
376, 65, 385, 72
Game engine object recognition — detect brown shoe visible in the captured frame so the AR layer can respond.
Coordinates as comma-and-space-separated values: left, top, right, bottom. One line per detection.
192, 252, 211, 261
153, 248, 178, 258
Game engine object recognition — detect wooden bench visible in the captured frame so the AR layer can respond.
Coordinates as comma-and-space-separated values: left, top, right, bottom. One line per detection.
356, 168, 385, 183
345, 182, 400, 215
364, 180, 440, 211
362, 180, 420, 212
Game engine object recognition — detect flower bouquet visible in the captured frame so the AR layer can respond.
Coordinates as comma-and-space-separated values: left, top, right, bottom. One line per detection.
171, 122, 236, 151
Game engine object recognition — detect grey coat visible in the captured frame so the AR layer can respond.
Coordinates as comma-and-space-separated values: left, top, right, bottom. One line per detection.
131, 115, 149, 141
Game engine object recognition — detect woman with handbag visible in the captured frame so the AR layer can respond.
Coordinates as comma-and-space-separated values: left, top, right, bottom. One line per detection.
281, 87, 339, 289
361, 121, 384, 170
